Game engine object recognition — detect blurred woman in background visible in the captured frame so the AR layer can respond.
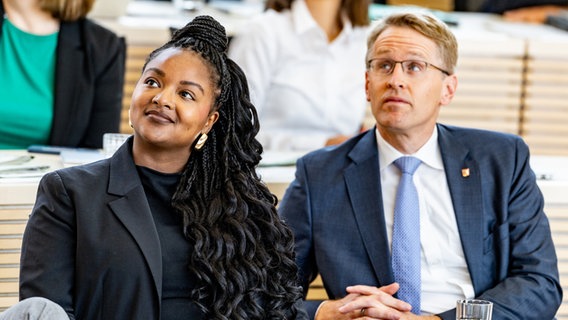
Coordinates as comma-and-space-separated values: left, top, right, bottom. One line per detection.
0, 0, 125, 149
229, 0, 370, 152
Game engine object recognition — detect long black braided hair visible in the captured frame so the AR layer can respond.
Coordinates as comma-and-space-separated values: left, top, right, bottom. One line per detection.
143, 16, 302, 319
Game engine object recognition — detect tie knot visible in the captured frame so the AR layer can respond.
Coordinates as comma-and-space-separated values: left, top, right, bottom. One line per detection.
394, 156, 422, 175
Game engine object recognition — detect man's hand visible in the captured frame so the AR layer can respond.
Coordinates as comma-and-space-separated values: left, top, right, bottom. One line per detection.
315, 283, 443, 319
315, 283, 411, 319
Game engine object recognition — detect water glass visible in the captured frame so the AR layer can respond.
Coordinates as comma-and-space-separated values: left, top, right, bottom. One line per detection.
103, 133, 131, 157
456, 299, 493, 320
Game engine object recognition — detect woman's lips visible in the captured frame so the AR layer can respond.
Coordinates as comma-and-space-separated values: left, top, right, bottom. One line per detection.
145, 110, 174, 123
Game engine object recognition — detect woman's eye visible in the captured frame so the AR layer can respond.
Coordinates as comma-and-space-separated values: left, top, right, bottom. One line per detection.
180, 91, 195, 100
145, 79, 159, 87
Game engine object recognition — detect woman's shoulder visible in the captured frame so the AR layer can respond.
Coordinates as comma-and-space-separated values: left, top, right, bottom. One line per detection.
61, 18, 126, 66
80, 18, 124, 46
46, 158, 108, 183
59, 18, 125, 56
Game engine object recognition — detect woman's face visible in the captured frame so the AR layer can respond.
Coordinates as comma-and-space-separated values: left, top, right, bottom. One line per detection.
129, 48, 219, 152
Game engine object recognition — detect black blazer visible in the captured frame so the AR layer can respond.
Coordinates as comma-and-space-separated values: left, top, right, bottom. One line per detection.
0, 2, 126, 149
20, 142, 162, 319
20, 140, 309, 320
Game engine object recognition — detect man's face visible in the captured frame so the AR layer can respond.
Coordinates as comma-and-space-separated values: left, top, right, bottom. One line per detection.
365, 26, 457, 139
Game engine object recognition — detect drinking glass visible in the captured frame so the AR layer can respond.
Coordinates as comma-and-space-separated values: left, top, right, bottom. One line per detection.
103, 133, 131, 157
456, 299, 493, 320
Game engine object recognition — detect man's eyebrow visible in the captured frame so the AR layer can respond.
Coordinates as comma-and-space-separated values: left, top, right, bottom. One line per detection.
374, 47, 427, 58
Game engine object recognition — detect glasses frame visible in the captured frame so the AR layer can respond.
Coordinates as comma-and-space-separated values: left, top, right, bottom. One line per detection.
367, 58, 451, 77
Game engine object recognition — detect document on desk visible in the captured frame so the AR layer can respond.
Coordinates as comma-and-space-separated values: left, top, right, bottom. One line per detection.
0, 154, 48, 179
0, 164, 51, 178
0, 155, 50, 179
0, 154, 34, 166
0, 152, 58, 182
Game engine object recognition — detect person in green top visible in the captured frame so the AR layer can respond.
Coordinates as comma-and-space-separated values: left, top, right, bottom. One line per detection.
0, 0, 125, 150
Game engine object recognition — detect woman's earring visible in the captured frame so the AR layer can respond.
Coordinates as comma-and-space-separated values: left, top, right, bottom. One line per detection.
194, 133, 208, 150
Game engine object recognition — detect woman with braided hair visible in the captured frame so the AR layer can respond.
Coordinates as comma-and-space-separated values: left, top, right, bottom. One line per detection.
18, 15, 307, 320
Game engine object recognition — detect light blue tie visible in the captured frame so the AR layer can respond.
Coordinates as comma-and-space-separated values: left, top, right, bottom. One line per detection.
392, 156, 422, 314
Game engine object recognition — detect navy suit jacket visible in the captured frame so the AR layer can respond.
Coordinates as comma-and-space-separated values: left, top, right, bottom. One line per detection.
279, 124, 562, 320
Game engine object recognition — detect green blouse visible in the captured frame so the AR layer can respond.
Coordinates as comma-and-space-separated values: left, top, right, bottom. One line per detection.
0, 17, 58, 149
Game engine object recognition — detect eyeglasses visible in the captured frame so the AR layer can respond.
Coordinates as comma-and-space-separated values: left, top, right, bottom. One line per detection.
367, 59, 451, 77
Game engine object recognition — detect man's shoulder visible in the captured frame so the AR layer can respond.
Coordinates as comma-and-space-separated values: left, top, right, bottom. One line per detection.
299, 131, 373, 166
438, 124, 529, 160
439, 124, 524, 145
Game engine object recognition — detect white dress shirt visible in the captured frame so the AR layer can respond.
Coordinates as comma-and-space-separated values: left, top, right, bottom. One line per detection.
228, 0, 369, 151
376, 128, 475, 314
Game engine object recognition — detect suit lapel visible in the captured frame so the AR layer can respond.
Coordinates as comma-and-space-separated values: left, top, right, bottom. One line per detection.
438, 125, 485, 291
106, 140, 163, 299
50, 22, 84, 144
344, 131, 393, 285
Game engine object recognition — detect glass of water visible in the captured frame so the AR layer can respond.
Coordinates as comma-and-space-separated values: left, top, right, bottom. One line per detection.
103, 133, 131, 157
456, 299, 493, 320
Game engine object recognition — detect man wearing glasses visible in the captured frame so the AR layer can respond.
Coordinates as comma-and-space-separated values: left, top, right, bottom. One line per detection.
279, 12, 562, 320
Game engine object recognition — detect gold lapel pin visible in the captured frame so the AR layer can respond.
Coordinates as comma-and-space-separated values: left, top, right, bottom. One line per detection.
462, 168, 470, 178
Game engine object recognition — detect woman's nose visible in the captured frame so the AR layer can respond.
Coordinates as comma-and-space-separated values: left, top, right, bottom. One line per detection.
152, 90, 174, 109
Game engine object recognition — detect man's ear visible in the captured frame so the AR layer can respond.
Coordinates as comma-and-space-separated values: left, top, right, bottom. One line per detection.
440, 74, 457, 106
365, 71, 371, 102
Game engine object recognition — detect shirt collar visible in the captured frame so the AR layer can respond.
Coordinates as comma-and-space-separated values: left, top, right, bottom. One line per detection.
376, 127, 444, 171
291, 0, 353, 38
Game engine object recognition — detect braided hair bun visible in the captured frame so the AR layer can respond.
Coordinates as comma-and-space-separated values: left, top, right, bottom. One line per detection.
163, 15, 231, 107
172, 15, 229, 54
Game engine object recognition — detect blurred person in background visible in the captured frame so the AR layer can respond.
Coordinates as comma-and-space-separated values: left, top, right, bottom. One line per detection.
229, 0, 370, 152
0, 0, 125, 149
457, 0, 568, 23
